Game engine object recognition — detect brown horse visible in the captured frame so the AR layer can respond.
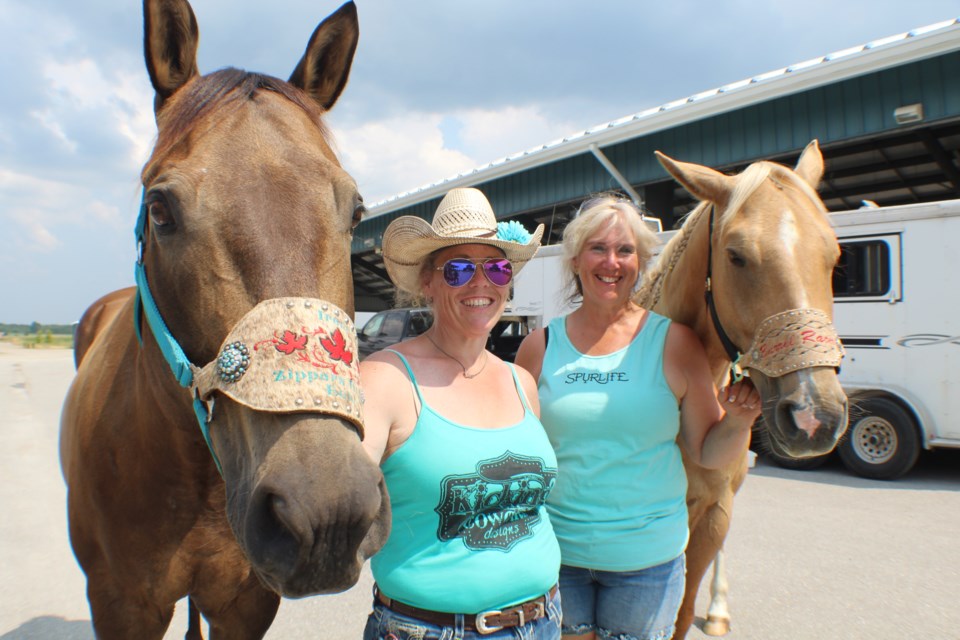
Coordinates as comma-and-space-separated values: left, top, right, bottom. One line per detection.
59, 1, 390, 638
635, 141, 848, 639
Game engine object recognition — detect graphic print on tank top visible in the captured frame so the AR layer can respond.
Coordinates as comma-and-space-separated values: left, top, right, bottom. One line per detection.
435, 451, 557, 551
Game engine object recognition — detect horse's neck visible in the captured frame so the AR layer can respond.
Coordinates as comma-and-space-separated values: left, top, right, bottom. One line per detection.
649, 206, 732, 383
125, 306, 222, 480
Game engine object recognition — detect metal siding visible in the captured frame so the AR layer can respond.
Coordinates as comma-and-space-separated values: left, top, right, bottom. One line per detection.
897, 62, 924, 110
823, 83, 847, 142
701, 118, 719, 167
878, 68, 903, 129
758, 101, 779, 156
775, 98, 794, 151
859, 73, 885, 133
919, 57, 945, 118
942, 53, 960, 114
789, 93, 812, 149
842, 79, 865, 137
806, 88, 830, 145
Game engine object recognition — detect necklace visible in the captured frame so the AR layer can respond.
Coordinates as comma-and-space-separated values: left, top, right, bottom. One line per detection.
425, 331, 488, 379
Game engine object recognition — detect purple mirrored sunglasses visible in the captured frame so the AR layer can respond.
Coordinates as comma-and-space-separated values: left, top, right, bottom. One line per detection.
435, 258, 514, 288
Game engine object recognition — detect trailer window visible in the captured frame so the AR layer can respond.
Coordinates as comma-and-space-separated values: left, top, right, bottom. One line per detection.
833, 240, 890, 297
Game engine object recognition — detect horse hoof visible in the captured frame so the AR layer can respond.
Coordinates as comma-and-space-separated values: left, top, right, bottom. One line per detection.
703, 615, 730, 636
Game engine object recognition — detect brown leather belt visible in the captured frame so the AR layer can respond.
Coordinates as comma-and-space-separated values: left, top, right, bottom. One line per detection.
375, 584, 557, 634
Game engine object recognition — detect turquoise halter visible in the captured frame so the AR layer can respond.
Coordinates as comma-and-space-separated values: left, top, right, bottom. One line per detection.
134, 194, 223, 474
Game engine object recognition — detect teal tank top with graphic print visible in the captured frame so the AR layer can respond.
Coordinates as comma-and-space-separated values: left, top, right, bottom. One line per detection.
371, 351, 560, 613
539, 312, 687, 571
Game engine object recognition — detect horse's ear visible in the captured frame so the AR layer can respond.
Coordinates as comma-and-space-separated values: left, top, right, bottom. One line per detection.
289, 1, 359, 111
143, 0, 200, 113
793, 140, 824, 189
655, 151, 733, 207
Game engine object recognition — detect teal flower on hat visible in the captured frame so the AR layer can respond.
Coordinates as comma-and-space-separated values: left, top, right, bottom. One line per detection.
496, 220, 532, 244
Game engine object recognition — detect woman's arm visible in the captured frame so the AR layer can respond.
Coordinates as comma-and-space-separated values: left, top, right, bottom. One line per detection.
514, 328, 547, 382
358, 352, 403, 465
665, 323, 760, 469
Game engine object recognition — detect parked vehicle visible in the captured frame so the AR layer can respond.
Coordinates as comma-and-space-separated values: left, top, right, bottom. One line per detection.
357, 308, 527, 362
509, 200, 960, 479
357, 308, 432, 359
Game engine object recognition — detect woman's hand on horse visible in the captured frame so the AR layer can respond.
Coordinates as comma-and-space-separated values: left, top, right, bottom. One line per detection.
718, 380, 762, 423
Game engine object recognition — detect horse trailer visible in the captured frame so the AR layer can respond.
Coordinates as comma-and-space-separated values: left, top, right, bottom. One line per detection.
825, 199, 960, 479
508, 199, 960, 480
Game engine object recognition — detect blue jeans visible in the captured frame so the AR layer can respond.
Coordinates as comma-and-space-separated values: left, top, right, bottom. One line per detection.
558, 555, 686, 640
362, 587, 562, 640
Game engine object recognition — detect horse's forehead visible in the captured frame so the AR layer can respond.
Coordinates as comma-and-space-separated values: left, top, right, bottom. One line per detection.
730, 182, 830, 239
172, 91, 340, 175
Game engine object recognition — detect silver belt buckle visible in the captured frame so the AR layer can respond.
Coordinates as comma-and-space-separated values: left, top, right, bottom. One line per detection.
476, 609, 503, 635
532, 600, 546, 619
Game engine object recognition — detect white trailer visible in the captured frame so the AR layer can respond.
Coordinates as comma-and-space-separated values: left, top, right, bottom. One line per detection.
509, 199, 960, 479
826, 199, 960, 478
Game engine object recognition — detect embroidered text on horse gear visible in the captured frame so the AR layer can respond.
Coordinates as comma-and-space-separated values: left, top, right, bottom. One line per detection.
192, 298, 364, 435
738, 308, 844, 377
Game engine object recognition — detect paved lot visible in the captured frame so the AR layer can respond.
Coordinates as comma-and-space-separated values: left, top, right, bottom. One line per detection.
1, 341, 958, 639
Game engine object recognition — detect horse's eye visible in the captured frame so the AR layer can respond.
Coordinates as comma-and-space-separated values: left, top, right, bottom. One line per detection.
352, 197, 366, 230
727, 249, 746, 268
147, 198, 177, 235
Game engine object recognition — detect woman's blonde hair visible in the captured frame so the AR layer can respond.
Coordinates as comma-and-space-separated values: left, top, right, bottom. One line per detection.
561, 194, 660, 301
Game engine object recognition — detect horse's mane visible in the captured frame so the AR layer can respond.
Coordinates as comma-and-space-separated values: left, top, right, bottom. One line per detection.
721, 161, 827, 229
143, 67, 332, 181
636, 160, 827, 309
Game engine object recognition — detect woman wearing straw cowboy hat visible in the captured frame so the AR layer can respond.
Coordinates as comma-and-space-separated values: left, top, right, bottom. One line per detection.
359, 187, 562, 639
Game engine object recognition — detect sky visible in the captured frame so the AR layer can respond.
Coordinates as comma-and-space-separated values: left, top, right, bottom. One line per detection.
1, 1, 958, 324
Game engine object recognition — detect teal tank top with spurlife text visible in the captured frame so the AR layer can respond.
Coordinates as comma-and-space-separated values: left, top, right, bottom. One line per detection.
539, 312, 688, 571
371, 351, 560, 613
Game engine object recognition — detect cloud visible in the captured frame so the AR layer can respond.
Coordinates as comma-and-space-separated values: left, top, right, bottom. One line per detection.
332, 113, 476, 203
331, 105, 582, 203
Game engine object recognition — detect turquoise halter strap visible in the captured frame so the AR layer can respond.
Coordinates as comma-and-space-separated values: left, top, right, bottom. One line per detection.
134, 195, 223, 474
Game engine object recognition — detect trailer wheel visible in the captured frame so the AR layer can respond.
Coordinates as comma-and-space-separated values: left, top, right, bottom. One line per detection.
838, 397, 920, 480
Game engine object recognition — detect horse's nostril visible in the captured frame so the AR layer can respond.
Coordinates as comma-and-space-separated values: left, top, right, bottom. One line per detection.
786, 402, 823, 439
267, 494, 302, 542
245, 489, 304, 577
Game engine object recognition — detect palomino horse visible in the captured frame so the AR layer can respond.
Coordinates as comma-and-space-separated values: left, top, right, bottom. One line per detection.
60, 1, 390, 638
635, 140, 848, 639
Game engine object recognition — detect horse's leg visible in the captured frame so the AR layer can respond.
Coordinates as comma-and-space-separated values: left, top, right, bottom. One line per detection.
702, 549, 730, 636
674, 500, 733, 640
201, 579, 280, 640
186, 597, 203, 640
86, 577, 176, 640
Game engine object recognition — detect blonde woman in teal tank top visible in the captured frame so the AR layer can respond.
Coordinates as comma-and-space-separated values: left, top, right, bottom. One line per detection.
515, 196, 761, 640
360, 188, 562, 639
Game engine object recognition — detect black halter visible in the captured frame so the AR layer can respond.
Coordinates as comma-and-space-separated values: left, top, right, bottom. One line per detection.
704, 204, 745, 377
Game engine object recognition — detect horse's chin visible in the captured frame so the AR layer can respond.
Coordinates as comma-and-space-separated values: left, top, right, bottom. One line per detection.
753, 369, 849, 458
253, 551, 365, 598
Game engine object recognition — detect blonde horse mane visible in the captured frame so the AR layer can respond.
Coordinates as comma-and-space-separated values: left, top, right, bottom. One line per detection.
636, 160, 827, 309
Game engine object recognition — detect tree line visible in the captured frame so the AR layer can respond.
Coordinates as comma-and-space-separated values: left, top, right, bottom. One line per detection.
0, 322, 75, 335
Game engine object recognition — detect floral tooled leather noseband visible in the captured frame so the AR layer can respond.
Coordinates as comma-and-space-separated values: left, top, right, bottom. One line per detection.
738, 308, 845, 377
192, 298, 363, 435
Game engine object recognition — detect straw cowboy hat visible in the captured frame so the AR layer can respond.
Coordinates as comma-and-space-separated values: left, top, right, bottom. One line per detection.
382, 187, 544, 295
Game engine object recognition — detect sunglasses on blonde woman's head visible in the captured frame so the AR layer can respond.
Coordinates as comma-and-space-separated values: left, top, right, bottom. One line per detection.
435, 258, 514, 287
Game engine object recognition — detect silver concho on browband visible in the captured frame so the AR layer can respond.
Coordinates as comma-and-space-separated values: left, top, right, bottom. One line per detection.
191, 298, 363, 435
738, 308, 844, 378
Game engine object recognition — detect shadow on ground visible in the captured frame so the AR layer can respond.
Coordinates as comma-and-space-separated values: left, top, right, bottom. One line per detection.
750, 447, 960, 492
1, 616, 93, 640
